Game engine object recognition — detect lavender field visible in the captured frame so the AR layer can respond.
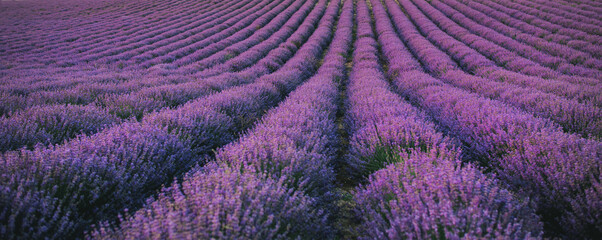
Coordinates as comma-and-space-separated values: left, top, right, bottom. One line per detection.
0, 0, 600, 239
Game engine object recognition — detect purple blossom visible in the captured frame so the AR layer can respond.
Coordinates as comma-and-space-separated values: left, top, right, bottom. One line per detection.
354, 154, 543, 239
90, 165, 331, 240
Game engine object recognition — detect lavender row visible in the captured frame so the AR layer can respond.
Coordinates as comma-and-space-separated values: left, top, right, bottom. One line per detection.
2, 0, 321, 126
354, 153, 543, 239
393, 55, 601, 237
91, 165, 329, 240
216, 0, 349, 196
0, 104, 120, 152
350, 1, 541, 238
106, 0, 280, 67
24, 0, 214, 57
0, 0, 340, 237
0, 46, 290, 240
414, 0, 601, 79
426, 0, 602, 77
0, 68, 125, 95
1, 0, 327, 150
556, 0, 602, 19
558, 0, 602, 12
5, 0, 219, 65
102, 0, 270, 66
0, 0, 316, 117
169, 0, 315, 73
66, 0, 246, 62
136, 0, 301, 68
53, 0, 223, 59
473, 0, 602, 45
188, 0, 328, 79
382, 0, 602, 237
395, 0, 602, 137
345, 0, 456, 178
401, 0, 602, 103
0, 67, 184, 96
0, 121, 193, 239
77, 0, 268, 66
27, 0, 232, 65
121, 0, 340, 205
97, 0, 329, 120
165, 0, 307, 69
456, 0, 601, 57
0, 0, 159, 54
441, 0, 602, 60
492, 0, 602, 36
0, 72, 192, 117
91, 1, 351, 238
403, 0, 602, 87
442, 69, 602, 138
514, 0, 602, 26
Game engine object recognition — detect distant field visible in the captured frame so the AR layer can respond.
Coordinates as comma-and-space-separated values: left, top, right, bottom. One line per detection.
1, 0, 600, 239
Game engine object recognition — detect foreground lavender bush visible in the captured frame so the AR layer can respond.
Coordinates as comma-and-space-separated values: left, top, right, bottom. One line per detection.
354, 154, 543, 239
91, 165, 330, 239
0, 123, 192, 239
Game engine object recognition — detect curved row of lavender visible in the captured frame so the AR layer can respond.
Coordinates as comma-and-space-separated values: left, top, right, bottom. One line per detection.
2, 0, 221, 68
380, 0, 601, 237
428, 0, 602, 77
0, 0, 600, 239
473, 0, 602, 45
396, 0, 602, 138
92, 0, 353, 238
0, 0, 309, 151
440, 0, 601, 58
1, 0, 335, 237
348, 0, 541, 238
